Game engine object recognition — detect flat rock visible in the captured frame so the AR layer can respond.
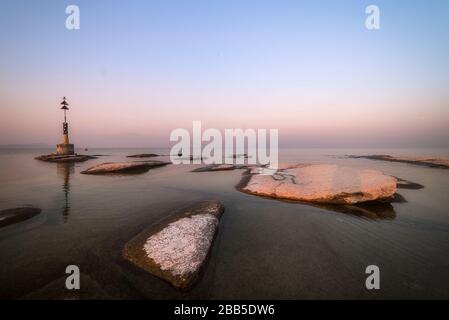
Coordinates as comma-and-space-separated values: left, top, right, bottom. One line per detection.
35, 154, 96, 163
0, 207, 42, 228
231, 154, 249, 159
192, 164, 237, 172
178, 155, 207, 161
126, 153, 159, 158
348, 155, 449, 169
80, 161, 169, 175
192, 164, 259, 172
123, 200, 224, 290
239, 164, 397, 204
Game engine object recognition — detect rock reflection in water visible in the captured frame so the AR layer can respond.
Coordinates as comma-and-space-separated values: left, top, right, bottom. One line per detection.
314, 201, 397, 220
56, 163, 74, 223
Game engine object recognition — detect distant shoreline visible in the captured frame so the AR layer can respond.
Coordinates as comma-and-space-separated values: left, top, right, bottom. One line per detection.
0, 144, 51, 149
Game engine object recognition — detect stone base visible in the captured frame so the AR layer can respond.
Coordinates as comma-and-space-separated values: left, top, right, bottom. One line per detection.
56, 143, 75, 155
35, 154, 96, 163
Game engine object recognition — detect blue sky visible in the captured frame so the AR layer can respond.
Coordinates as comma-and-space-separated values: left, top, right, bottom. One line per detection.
1, 0, 448, 147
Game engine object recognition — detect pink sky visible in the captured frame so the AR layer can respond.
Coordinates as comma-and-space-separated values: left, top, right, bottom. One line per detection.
1, 1, 448, 148
1, 85, 448, 148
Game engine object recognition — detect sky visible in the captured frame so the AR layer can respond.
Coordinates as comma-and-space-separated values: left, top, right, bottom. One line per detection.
0, 0, 448, 148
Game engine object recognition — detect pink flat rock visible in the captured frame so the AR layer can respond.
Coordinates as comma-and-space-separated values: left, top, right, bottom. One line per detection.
240, 164, 397, 204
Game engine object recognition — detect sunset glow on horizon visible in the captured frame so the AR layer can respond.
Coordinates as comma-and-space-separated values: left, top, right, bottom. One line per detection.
1, 0, 448, 148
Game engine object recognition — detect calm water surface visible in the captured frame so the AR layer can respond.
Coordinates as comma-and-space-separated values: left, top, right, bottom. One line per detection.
0, 148, 448, 299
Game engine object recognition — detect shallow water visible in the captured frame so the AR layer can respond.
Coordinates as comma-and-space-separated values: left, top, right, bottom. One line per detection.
0, 147, 448, 299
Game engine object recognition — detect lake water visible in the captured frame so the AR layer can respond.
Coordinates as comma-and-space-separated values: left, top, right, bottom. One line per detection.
0, 147, 448, 299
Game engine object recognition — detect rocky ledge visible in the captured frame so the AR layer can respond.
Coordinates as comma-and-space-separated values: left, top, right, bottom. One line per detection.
35, 154, 97, 163
123, 200, 224, 290
126, 153, 159, 158
80, 161, 169, 175
0, 207, 42, 228
348, 155, 449, 169
238, 163, 397, 204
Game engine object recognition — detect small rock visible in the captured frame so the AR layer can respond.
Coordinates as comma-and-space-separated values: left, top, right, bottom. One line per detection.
232, 154, 249, 159
81, 161, 169, 175
0, 207, 41, 228
126, 154, 159, 158
179, 155, 206, 161
123, 200, 224, 290
347, 155, 449, 169
192, 164, 236, 172
192, 164, 258, 172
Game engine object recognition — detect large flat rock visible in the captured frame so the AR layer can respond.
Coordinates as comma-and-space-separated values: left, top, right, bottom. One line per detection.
35, 154, 96, 163
239, 164, 397, 204
348, 155, 449, 169
80, 161, 169, 175
123, 200, 224, 290
0, 207, 41, 228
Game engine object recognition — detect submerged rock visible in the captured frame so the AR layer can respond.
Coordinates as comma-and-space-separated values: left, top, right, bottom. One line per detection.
192, 164, 237, 172
192, 164, 259, 172
126, 153, 159, 158
80, 161, 169, 175
123, 200, 224, 290
0, 207, 41, 228
35, 154, 96, 163
348, 155, 449, 169
179, 155, 206, 161
232, 153, 249, 159
238, 164, 397, 204
395, 177, 424, 190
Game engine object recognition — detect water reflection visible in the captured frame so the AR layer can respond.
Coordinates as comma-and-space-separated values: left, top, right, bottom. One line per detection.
56, 163, 74, 223
314, 201, 397, 220
244, 195, 399, 220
